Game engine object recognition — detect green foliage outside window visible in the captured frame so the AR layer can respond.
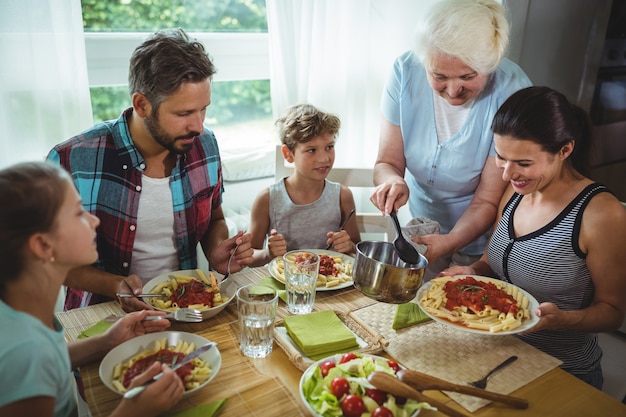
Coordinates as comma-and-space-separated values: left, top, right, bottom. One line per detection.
82, 0, 272, 127
81, 0, 267, 32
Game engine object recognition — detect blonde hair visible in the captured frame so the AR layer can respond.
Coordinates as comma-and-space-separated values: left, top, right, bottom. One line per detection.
413, 0, 509, 74
275, 104, 341, 152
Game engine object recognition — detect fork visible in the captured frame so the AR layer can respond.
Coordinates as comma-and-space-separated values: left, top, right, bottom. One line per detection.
106, 308, 203, 323
145, 308, 204, 323
468, 355, 518, 389
222, 241, 240, 282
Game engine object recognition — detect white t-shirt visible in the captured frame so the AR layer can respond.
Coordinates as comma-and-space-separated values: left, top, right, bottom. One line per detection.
129, 175, 179, 283
433, 91, 474, 143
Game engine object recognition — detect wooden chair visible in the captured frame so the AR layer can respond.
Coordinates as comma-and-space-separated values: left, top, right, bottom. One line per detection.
274, 145, 395, 241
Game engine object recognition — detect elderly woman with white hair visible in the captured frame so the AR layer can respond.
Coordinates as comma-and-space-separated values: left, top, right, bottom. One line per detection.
370, 0, 532, 280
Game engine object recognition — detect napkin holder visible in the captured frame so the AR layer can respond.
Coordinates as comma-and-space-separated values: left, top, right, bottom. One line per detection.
274, 309, 388, 371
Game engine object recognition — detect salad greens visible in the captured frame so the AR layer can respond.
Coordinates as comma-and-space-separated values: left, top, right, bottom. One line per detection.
301, 353, 432, 417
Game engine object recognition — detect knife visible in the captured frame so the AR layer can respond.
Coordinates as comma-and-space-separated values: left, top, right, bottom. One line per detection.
116, 292, 167, 298
326, 208, 356, 250
123, 341, 216, 399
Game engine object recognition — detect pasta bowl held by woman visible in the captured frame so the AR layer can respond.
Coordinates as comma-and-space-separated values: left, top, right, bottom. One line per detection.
352, 241, 428, 304
99, 331, 221, 397
142, 269, 237, 320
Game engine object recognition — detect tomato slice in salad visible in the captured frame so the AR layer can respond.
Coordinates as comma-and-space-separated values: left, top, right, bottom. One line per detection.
300, 353, 432, 417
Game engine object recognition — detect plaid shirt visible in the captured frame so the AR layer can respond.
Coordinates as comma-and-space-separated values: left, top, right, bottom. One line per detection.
47, 108, 223, 309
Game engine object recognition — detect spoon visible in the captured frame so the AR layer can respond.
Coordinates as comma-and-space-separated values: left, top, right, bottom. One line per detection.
368, 372, 467, 417
397, 369, 528, 409
390, 211, 421, 264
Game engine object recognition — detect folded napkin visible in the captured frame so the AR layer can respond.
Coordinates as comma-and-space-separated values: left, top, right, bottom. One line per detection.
164, 399, 227, 417
259, 276, 286, 302
283, 310, 359, 360
401, 216, 441, 254
77, 319, 113, 339
392, 302, 432, 330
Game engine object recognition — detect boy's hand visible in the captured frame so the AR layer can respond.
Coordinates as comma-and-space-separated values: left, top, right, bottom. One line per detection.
267, 229, 287, 258
326, 230, 354, 254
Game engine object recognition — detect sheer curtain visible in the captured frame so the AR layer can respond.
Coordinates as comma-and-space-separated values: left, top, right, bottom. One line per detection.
266, 0, 437, 168
0, 0, 92, 169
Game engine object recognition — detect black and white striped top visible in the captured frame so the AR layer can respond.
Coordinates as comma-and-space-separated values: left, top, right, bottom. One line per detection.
487, 183, 609, 376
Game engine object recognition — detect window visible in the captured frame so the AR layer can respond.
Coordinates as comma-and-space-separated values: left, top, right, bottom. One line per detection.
81, 0, 275, 158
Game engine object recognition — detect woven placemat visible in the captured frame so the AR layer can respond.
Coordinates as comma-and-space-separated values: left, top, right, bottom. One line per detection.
352, 302, 562, 412
274, 310, 388, 371
56, 302, 125, 341
78, 321, 309, 417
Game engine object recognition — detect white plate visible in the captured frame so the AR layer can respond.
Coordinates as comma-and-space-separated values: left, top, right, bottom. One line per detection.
99, 331, 221, 397
416, 275, 540, 335
142, 269, 236, 320
267, 249, 354, 292
299, 353, 422, 417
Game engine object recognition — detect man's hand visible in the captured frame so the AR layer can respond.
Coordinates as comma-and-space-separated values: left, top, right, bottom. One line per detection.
117, 274, 153, 312
210, 231, 253, 274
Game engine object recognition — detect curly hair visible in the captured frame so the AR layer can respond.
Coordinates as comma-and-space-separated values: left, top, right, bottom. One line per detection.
275, 104, 341, 152
413, 0, 509, 74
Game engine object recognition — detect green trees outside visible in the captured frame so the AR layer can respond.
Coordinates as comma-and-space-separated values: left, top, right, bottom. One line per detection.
82, 0, 271, 125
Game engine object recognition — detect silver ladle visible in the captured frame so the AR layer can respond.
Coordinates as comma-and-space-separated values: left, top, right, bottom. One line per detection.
390, 211, 421, 264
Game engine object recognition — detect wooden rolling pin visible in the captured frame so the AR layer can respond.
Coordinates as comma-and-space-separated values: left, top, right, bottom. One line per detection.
368, 372, 468, 417
397, 369, 529, 409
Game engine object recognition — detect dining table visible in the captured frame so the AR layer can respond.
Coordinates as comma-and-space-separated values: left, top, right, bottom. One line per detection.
55, 266, 626, 417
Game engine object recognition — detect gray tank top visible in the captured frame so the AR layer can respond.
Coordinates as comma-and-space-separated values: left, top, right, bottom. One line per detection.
269, 179, 342, 250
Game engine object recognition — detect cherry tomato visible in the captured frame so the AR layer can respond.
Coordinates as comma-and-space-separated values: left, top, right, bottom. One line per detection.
319, 361, 336, 377
386, 360, 401, 373
339, 352, 358, 364
371, 406, 394, 417
341, 394, 365, 417
330, 377, 350, 398
394, 395, 407, 405
365, 388, 387, 405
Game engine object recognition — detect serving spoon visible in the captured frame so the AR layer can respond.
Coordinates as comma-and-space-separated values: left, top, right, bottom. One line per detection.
397, 368, 528, 409
390, 211, 421, 264
368, 372, 467, 417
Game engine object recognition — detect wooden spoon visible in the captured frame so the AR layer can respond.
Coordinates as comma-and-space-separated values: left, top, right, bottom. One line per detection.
397, 369, 528, 409
368, 372, 468, 417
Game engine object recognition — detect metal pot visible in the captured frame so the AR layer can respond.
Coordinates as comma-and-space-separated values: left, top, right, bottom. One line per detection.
352, 241, 428, 304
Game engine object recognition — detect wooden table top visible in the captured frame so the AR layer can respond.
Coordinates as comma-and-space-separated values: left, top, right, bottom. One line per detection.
57, 266, 626, 417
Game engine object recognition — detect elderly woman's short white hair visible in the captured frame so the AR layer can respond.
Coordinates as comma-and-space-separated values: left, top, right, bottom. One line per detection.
413, 0, 509, 74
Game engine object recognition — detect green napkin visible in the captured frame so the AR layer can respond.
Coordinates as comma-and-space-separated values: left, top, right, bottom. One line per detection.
259, 276, 286, 302
283, 310, 359, 360
164, 399, 227, 417
392, 302, 432, 330
77, 319, 113, 339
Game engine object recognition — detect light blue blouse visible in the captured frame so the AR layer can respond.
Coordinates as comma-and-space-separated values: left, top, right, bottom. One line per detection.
381, 51, 531, 255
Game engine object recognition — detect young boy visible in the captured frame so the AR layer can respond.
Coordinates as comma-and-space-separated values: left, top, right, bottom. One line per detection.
249, 104, 361, 266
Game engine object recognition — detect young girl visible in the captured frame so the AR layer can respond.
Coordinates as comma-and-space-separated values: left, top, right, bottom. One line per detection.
0, 161, 184, 417
249, 104, 361, 266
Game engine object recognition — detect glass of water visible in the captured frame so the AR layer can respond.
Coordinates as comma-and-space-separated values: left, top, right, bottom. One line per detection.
283, 250, 320, 315
236, 284, 278, 358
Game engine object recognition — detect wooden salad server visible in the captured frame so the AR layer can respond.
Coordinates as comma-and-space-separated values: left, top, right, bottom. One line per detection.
397, 369, 528, 409
368, 372, 468, 417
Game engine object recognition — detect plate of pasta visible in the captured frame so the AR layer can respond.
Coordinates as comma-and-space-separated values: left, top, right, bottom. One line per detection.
99, 331, 221, 397
142, 269, 236, 320
268, 250, 354, 291
417, 275, 540, 335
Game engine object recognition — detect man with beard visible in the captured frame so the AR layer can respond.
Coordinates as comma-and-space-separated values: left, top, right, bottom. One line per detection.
48, 28, 253, 311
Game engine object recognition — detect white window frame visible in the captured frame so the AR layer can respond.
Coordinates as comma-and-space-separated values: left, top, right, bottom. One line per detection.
84, 32, 270, 87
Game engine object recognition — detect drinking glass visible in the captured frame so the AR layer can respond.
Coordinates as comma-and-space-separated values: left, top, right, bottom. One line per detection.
236, 284, 278, 358
283, 250, 320, 315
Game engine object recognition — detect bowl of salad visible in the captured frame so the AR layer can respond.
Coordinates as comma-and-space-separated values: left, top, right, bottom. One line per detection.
299, 352, 432, 417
